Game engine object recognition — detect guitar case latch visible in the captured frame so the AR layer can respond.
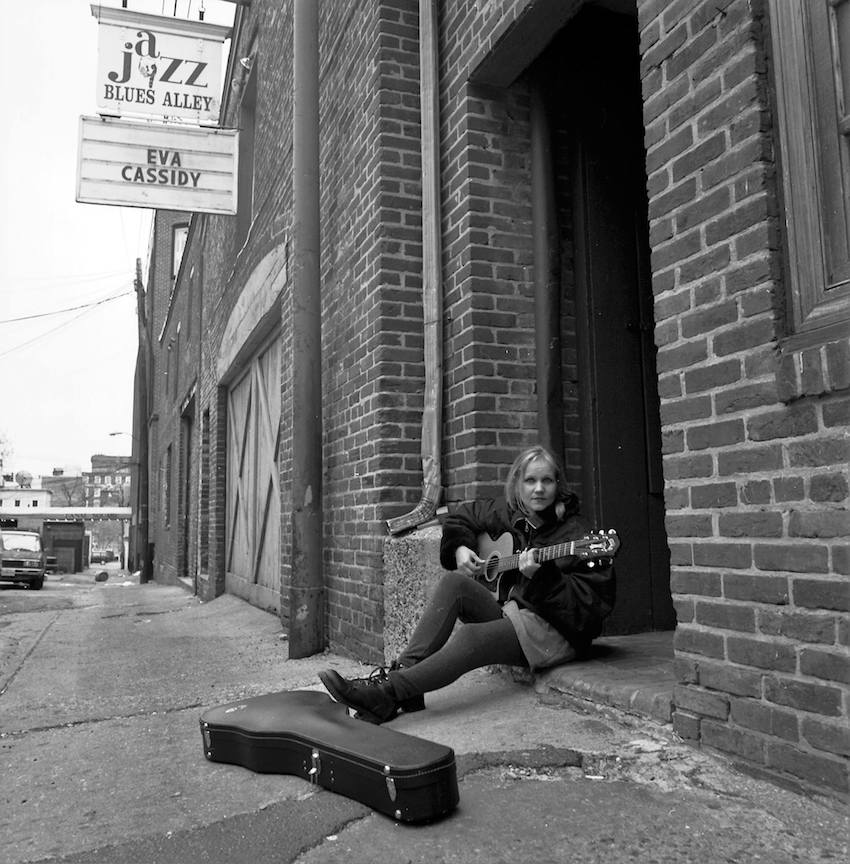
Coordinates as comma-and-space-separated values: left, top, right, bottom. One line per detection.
309, 749, 321, 784
384, 764, 397, 801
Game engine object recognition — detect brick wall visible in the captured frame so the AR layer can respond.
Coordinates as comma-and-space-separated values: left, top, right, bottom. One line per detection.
438, 9, 542, 503
181, 1, 428, 656
140, 0, 848, 798
147, 210, 198, 586
190, 2, 293, 606
638, 0, 849, 796
319, 0, 428, 658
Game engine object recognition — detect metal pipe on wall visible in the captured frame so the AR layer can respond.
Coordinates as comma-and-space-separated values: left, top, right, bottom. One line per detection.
289, 0, 324, 657
530, 76, 565, 463
133, 256, 151, 583
386, 0, 443, 535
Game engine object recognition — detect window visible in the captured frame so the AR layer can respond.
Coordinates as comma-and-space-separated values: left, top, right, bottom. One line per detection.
172, 223, 189, 283
187, 266, 195, 339
163, 444, 172, 528
769, 0, 850, 346
200, 408, 211, 572
173, 325, 181, 401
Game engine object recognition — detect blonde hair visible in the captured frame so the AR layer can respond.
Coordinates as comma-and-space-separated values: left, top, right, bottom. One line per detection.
504, 445, 569, 518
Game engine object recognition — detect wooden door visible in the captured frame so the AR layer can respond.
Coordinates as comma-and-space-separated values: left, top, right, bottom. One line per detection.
226, 333, 281, 612
564, 7, 675, 633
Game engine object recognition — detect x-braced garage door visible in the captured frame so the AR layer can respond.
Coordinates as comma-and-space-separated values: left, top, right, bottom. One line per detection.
225, 333, 281, 613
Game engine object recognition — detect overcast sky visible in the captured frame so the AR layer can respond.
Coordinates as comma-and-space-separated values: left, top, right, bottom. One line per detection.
0, 0, 234, 481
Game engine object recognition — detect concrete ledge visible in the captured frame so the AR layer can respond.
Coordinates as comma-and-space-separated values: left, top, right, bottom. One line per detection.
534, 631, 675, 724
383, 526, 443, 662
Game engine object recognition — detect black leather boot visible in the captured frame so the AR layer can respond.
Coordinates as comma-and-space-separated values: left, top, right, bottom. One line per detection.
318, 668, 400, 724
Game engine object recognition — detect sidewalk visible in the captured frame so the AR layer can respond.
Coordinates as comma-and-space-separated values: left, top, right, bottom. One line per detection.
1, 576, 847, 864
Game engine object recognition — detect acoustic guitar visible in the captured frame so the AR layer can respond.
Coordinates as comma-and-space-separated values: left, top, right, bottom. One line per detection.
474, 530, 620, 603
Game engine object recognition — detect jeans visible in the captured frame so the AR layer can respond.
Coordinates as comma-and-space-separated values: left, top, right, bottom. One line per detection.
389, 571, 527, 700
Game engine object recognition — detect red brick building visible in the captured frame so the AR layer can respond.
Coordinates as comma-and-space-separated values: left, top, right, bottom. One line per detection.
143, 211, 199, 587
39, 470, 86, 508
85, 455, 133, 554
137, 0, 849, 797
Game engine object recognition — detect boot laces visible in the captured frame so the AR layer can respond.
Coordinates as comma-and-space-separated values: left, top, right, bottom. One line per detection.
350, 666, 390, 687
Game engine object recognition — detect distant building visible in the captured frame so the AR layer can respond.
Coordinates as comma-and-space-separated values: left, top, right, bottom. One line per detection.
40, 469, 86, 508
85, 455, 133, 508
0, 463, 131, 569
0, 484, 52, 512
85, 455, 133, 555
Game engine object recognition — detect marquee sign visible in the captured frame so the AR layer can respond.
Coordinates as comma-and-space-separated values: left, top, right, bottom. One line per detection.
77, 116, 238, 214
91, 4, 231, 125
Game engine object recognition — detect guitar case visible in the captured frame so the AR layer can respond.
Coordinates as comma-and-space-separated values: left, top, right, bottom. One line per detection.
200, 690, 459, 823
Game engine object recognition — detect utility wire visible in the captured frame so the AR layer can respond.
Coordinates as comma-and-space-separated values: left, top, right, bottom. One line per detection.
0, 289, 134, 324
0, 289, 136, 360
0, 307, 94, 360
10, 269, 127, 287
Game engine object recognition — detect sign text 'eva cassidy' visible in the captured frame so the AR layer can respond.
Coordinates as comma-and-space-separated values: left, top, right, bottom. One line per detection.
77, 116, 238, 215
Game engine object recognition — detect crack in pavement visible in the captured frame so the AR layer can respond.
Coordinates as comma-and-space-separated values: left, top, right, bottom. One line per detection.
0, 701, 209, 738
0, 611, 61, 698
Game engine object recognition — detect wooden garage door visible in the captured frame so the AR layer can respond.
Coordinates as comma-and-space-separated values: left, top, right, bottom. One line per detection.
225, 334, 281, 612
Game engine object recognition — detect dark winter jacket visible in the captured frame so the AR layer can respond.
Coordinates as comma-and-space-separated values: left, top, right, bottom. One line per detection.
439, 495, 616, 654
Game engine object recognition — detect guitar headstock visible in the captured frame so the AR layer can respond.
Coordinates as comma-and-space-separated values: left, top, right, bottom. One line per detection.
574, 529, 620, 567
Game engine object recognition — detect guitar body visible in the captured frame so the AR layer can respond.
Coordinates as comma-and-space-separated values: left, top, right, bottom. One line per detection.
476, 532, 521, 603
473, 529, 620, 604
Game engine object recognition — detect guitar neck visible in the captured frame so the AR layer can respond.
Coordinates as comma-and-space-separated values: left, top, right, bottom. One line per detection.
495, 541, 576, 574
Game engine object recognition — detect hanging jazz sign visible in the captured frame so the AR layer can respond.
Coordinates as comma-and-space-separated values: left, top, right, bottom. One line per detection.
91, 3, 231, 125
79, 5, 237, 214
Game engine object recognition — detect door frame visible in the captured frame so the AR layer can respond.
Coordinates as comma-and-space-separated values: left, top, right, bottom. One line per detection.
565, 4, 674, 634
224, 328, 281, 613
179, 392, 196, 588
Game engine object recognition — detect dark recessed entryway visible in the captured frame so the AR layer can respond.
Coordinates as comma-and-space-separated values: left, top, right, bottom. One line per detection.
551, 4, 675, 636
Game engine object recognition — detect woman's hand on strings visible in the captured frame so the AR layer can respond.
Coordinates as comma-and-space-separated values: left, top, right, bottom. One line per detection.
455, 545, 484, 577
518, 548, 540, 578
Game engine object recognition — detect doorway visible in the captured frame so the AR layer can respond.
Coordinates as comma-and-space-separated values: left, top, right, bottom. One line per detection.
555, 6, 675, 634
180, 396, 195, 588
225, 331, 281, 613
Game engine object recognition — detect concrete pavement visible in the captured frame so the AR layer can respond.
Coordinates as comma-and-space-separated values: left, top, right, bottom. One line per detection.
1, 570, 847, 863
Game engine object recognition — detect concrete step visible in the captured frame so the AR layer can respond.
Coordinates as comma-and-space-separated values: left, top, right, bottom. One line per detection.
508, 630, 676, 724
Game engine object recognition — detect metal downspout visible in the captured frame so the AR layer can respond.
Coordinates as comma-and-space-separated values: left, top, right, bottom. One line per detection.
133, 256, 150, 583
289, 0, 324, 657
530, 76, 564, 461
387, 0, 443, 535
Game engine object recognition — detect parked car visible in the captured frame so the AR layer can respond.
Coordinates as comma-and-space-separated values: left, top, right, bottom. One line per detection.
0, 528, 46, 590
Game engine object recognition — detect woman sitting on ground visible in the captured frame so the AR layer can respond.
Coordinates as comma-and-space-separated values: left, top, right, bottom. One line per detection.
319, 444, 616, 724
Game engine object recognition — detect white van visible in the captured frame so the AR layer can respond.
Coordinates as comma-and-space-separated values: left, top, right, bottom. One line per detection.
0, 528, 46, 590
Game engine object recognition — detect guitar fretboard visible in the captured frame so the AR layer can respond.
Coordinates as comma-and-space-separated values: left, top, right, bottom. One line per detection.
489, 541, 576, 575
